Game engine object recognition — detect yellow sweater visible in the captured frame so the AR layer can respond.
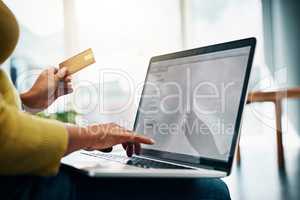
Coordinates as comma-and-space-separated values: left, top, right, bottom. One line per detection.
0, 69, 68, 176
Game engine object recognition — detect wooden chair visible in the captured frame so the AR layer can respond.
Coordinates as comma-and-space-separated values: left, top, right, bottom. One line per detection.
237, 87, 300, 167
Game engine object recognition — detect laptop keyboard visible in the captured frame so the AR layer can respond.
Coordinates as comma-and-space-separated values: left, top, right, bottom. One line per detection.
81, 151, 191, 170
126, 157, 190, 169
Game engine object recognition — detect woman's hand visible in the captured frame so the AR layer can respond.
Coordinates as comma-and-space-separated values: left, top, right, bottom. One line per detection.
65, 123, 155, 157
21, 67, 73, 113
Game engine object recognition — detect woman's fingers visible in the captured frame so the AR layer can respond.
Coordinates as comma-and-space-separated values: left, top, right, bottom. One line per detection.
100, 147, 113, 153
130, 134, 155, 145
134, 142, 141, 155
117, 128, 154, 145
58, 82, 73, 96
126, 143, 134, 157
55, 67, 68, 81
115, 127, 155, 144
122, 142, 141, 156
65, 83, 73, 93
83, 147, 113, 152
64, 75, 72, 82
120, 131, 154, 157
114, 126, 153, 156
84, 124, 154, 157
122, 143, 128, 150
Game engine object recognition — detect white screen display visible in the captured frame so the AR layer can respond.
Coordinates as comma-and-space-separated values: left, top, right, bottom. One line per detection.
135, 47, 251, 161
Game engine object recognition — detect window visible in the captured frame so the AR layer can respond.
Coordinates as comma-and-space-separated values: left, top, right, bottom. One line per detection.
183, 0, 267, 81
69, 0, 183, 127
72, 0, 182, 83
2, 0, 65, 93
183, 0, 285, 147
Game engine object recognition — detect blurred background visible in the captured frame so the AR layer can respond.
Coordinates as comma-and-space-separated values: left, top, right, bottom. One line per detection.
2, 0, 300, 199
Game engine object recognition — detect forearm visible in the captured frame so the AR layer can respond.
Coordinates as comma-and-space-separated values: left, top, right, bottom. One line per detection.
20, 90, 45, 114
21, 92, 89, 155
64, 124, 89, 155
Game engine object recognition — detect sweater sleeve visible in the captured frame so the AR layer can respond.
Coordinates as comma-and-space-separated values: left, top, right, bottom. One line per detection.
0, 99, 68, 176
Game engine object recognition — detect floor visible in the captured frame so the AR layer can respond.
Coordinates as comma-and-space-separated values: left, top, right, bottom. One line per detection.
223, 129, 300, 200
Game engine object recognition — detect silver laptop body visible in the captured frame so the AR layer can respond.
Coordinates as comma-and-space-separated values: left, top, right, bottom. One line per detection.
62, 38, 256, 178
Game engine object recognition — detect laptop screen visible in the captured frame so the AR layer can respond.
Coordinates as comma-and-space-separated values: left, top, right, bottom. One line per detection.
134, 45, 252, 162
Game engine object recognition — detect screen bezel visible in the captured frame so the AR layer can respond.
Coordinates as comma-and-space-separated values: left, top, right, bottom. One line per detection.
133, 38, 256, 174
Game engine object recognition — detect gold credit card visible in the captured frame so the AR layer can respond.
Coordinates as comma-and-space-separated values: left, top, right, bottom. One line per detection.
59, 48, 95, 75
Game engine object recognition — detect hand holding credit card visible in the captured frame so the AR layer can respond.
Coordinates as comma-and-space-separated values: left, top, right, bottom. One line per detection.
59, 48, 95, 75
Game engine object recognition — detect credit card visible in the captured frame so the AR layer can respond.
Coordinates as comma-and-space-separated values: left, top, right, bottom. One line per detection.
59, 48, 95, 75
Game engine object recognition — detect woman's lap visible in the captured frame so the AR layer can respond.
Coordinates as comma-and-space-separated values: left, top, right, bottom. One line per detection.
0, 167, 230, 200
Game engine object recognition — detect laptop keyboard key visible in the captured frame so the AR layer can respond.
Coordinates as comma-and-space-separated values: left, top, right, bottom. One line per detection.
81, 151, 191, 170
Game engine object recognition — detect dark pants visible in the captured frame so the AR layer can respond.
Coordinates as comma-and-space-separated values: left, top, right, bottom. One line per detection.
0, 166, 230, 200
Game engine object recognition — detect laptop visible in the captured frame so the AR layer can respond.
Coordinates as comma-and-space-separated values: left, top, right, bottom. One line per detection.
62, 38, 256, 178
